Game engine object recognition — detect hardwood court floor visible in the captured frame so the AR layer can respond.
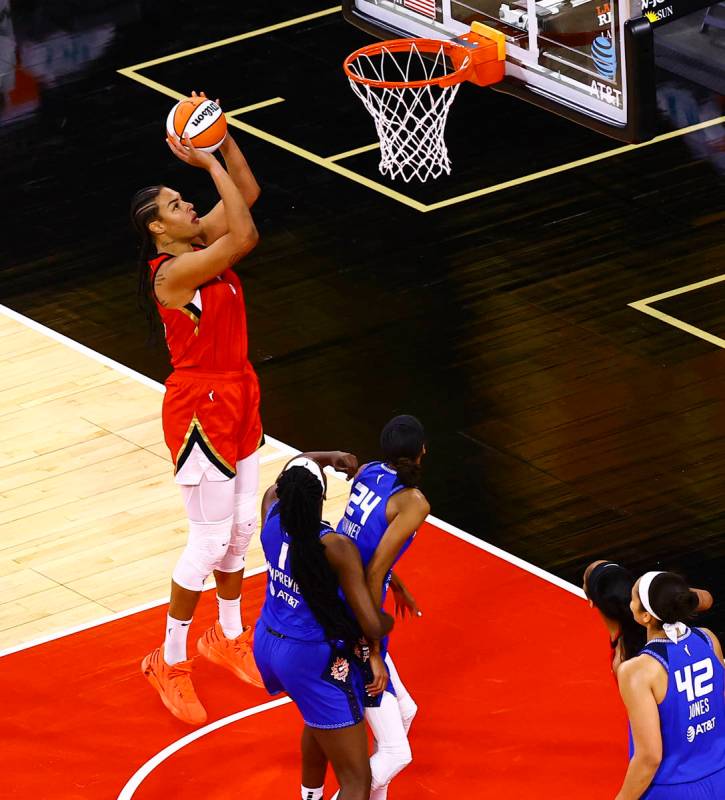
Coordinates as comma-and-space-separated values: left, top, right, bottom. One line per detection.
2, 523, 628, 800
1, 0, 724, 640
0, 310, 353, 650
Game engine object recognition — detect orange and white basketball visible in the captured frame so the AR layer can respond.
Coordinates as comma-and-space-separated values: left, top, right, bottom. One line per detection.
166, 96, 227, 152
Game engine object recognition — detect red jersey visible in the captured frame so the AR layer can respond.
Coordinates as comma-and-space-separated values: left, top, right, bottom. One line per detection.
149, 249, 249, 371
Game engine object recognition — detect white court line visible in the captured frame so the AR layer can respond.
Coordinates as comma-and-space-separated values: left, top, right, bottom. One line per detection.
116, 697, 293, 800
0, 302, 584, 662
0, 303, 298, 458
430, 515, 584, 598
0, 301, 586, 798
0, 565, 267, 659
259, 451, 290, 465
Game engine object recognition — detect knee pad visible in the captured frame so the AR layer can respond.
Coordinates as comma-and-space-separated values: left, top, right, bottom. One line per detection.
216, 493, 258, 573
216, 518, 256, 573
172, 515, 233, 591
370, 740, 412, 790
398, 695, 418, 732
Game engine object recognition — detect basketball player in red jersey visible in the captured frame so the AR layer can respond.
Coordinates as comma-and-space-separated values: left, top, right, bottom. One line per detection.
131, 110, 263, 725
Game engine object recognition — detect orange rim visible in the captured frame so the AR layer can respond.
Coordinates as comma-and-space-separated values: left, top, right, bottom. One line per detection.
343, 38, 472, 90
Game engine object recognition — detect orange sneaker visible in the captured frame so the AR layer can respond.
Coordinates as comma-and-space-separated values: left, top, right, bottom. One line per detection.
141, 646, 207, 726
197, 622, 265, 688
241, 648, 266, 689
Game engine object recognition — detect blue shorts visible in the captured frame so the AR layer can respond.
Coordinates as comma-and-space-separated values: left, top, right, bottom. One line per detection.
643, 767, 725, 799
253, 623, 365, 729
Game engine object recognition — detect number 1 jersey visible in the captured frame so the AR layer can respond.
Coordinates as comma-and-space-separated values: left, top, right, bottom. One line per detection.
259, 502, 333, 642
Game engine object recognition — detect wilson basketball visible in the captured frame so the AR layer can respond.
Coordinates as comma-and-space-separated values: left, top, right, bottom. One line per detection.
166, 96, 227, 152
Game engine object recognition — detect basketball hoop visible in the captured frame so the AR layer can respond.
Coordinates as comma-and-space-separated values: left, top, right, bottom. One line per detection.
344, 28, 505, 183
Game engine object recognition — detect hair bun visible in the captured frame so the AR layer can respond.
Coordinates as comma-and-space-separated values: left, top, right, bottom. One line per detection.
652, 575, 700, 624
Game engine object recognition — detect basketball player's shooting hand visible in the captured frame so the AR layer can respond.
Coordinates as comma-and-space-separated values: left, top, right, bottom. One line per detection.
366, 651, 389, 697
191, 90, 233, 155
191, 90, 220, 105
166, 133, 218, 171
332, 451, 359, 480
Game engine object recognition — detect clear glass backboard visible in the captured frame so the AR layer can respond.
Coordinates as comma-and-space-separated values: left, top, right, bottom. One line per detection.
343, 0, 658, 141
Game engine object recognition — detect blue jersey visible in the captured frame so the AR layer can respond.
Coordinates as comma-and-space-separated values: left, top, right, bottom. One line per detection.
337, 461, 417, 605
259, 501, 333, 642
637, 627, 725, 786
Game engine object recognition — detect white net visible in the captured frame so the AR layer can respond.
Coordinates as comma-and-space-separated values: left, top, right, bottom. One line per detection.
346, 41, 468, 183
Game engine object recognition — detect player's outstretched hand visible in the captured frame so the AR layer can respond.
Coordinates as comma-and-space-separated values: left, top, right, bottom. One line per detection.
391, 581, 422, 619
332, 451, 359, 480
166, 133, 218, 171
366, 651, 389, 697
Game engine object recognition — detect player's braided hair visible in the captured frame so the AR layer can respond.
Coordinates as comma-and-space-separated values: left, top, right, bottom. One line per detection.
392, 457, 421, 488
131, 185, 164, 344
277, 466, 362, 644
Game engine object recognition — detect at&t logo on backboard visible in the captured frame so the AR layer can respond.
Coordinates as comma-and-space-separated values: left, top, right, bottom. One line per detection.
591, 34, 617, 80
589, 32, 620, 106
590, 81, 622, 108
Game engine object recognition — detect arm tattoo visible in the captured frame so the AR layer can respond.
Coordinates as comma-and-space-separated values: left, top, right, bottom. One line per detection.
154, 270, 169, 306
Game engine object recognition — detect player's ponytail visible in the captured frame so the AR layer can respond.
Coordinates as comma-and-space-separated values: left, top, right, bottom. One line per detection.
648, 573, 700, 624
393, 457, 422, 488
380, 414, 426, 488
277, 467, 361, 643
131, 186, 163, 344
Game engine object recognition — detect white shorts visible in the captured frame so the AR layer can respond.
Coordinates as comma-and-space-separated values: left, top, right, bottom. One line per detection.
175, 442, 229, 485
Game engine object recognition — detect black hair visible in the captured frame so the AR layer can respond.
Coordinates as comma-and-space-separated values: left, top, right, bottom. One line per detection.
130, 186, 164, 343
380, 414, 425, 488
646, 572, 700, 625
277, 466, 362, 643
587, 562, 645, 661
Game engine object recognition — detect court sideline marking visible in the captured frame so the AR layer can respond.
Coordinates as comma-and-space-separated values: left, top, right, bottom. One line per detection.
0, 298, 588, 798
117, 6, 725, 212
0, 300, 584, 660
629, 273, 725, 349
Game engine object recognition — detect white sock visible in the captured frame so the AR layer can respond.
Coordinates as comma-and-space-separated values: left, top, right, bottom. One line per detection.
217, 595, 243, 639
164, 614, 191, 665
371, 787, 389, 800
301, 786, 323, 800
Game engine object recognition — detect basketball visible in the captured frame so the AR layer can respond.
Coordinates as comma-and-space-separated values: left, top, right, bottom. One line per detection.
166, 96, 227, 152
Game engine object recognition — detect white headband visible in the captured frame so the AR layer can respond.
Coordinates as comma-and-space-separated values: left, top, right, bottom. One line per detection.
639, 571, 687, 644
638, 571, 663, 620
283, 457, 326, 492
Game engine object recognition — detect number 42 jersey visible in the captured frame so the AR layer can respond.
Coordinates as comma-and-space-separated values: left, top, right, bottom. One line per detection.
639, 627, 725, 787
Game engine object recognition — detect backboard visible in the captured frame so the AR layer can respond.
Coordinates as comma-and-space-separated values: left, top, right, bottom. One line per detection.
343, 0, 657, 142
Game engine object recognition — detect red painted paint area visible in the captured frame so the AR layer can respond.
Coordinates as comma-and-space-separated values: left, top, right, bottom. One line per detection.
1, 522, 628, 798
